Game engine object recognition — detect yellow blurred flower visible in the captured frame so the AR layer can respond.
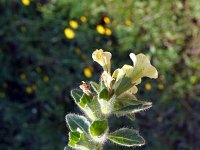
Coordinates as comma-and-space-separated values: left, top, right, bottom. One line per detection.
0, 92, 6, 97
22, 0, 30, 6
105, 28, 112, 36
64, 28, 75, 39
20, 26, 27, 32
3, 83, 8, 88
96, 25, 105, 34
145, 83, 152, 90
80, 16, 87, 23
43, 75, 49, 82
84, 67, 92, 78
36, 66, 42, 73
26, 86, 33, 94
75, 48, 81, 55
32, 84, 37, 90
82, 54, 87, 60
125, 19, 133, 26
104, 17, 110, 24
20, 73, 27, 80
69, 20, 78, 29
158, 83, 164, 90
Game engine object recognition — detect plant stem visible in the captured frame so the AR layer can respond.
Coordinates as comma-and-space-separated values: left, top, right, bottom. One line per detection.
96, 143, 103, 150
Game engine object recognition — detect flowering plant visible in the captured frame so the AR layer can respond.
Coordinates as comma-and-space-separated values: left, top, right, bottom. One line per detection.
65, 49, 158, 150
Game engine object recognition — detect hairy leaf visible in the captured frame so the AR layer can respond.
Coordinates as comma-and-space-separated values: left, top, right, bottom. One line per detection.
66, 114, 90, 133
89, 120, 108, 137
71, 89, 82, 103
79, 93, 92, 108
108, 128, 145, 147
99, 88, 109, 100
113, 93, 152, 115
90, 81, 100, 93
68, 131, 81, 147
68, 131, 94, 150
64, 146, 73, 150
126, 114, 136, 121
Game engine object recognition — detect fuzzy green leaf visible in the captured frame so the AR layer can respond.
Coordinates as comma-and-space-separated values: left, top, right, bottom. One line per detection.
89, 120, 108, 136
85, 96, 104, 120
79, 93, 92, 108
68, 131, 94, 150
126, 114, 136, 121
66, 114, 90, 133
90, 81, 100, 93
64, 146, 73, 150
114, 77, 133, 96
108, 128, 145, 147
99, 88, 109, 100
71, 89, 82, 103
113, 93, 152, 115
68, 131, 81, 147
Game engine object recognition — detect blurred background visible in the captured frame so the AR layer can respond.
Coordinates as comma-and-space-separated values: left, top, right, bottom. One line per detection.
0, 0, 200, 150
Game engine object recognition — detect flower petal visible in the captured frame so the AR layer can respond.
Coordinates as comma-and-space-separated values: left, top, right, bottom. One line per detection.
92, 49, 112, 73
127, 86, 138, 94
101, 71, 114, 90
129, 53, 136, 66
130, 53, 158, 79
112, 53, 158, 96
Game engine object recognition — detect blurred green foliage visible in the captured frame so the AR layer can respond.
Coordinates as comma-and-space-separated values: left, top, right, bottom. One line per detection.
0, 0, 200, 150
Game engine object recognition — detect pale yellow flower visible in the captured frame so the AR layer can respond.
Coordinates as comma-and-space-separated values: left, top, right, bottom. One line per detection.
112, 53, 158, 95
104, 17, 110, 24
64, 28, 75, 39
22, 0, 30, 6
101, 71, 114, 90
96, 25, 105, 34
80, 16, 87, 23
129, 53, 158, 79
92, 49, 112, 73
126, 85, 138, 94
105, 28, 112, 36
112, 68, 124, 85
112, 65, 136, 95
69, 20, 78, 29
